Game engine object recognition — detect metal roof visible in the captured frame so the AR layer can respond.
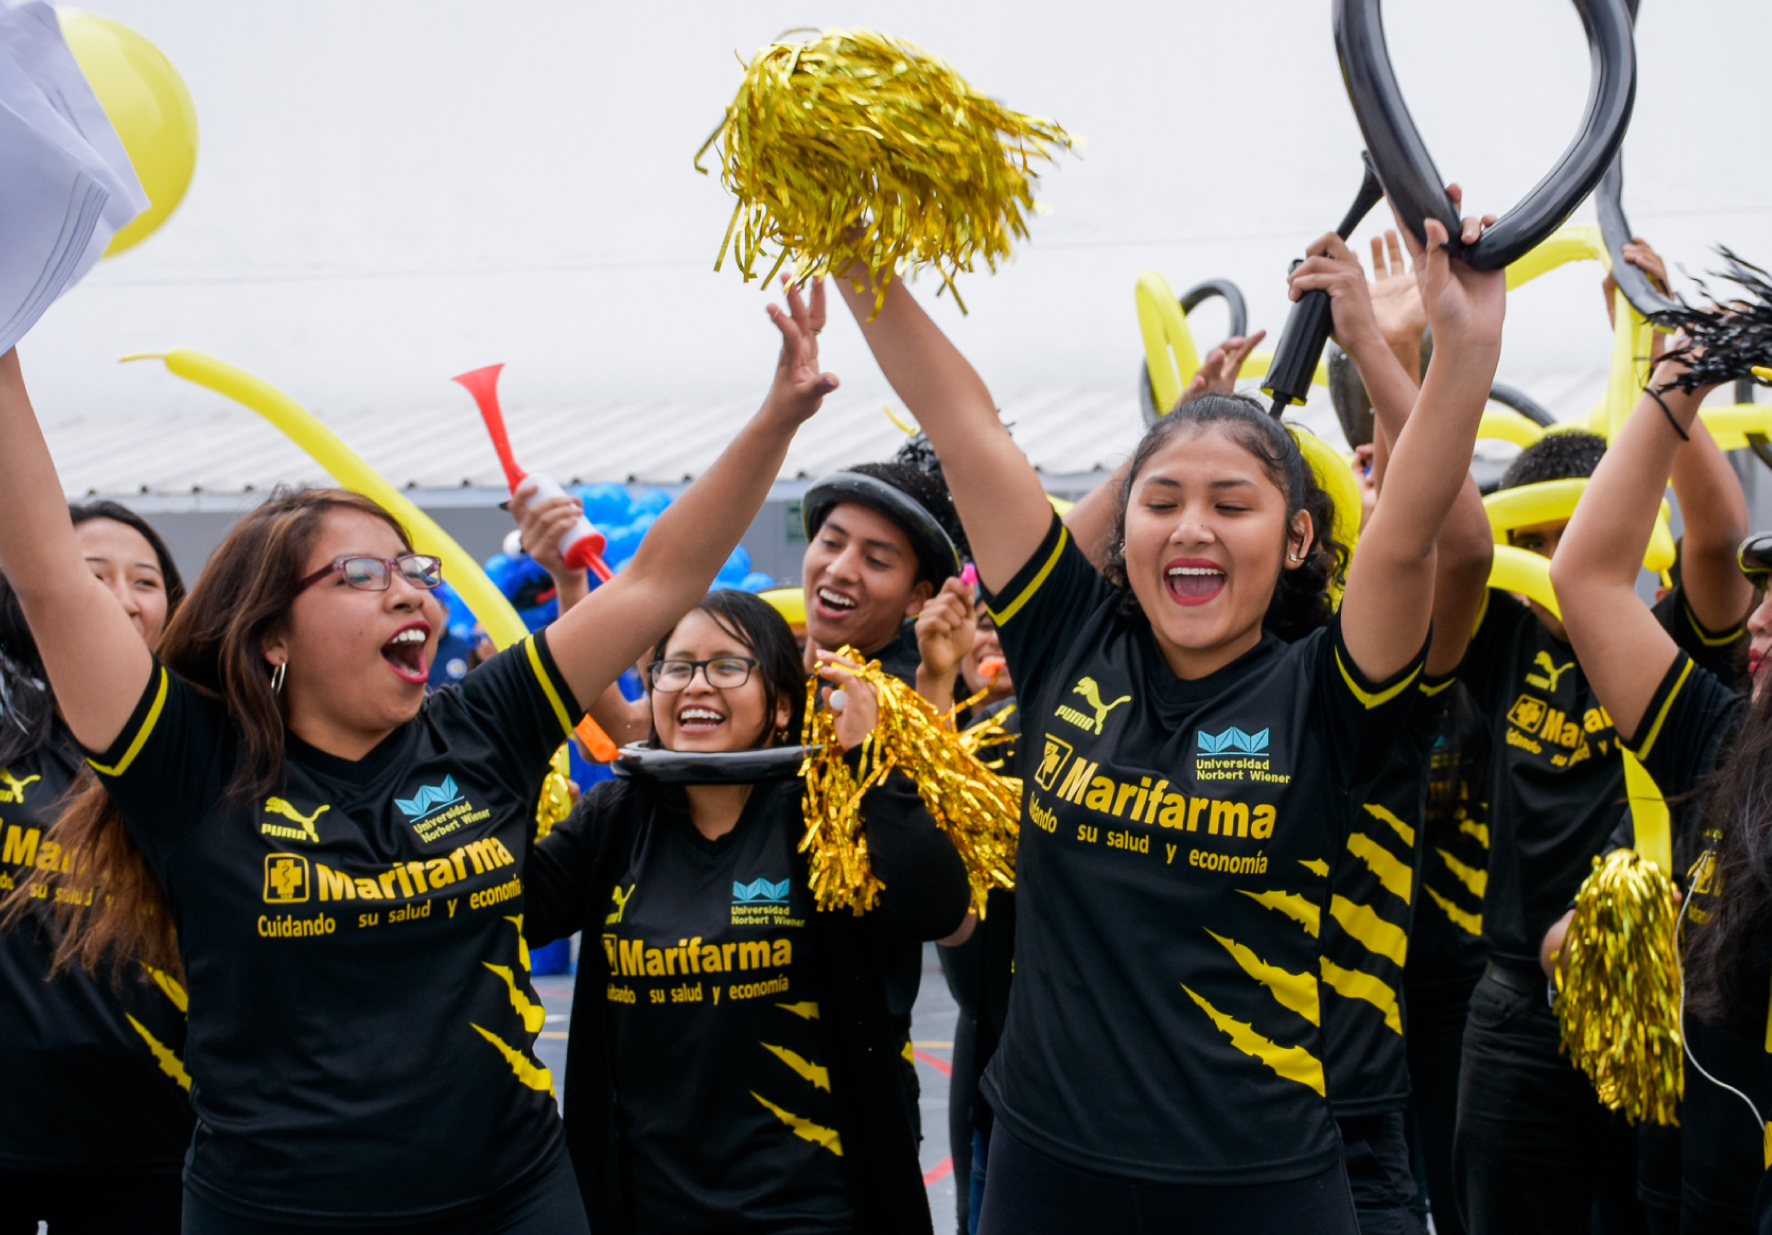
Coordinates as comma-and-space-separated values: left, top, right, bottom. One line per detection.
42, 368, 1611, 506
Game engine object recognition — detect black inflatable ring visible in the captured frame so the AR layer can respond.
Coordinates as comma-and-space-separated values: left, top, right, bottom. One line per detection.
1488, 381, 1558, 428
1334, 0, 1637, 270
1138, 279, 1252, 425
611, 743, 816, 784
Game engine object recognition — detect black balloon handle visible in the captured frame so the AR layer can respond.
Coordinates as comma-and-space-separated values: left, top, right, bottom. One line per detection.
1334, 0, 1638, 270
1138, 278, 1252, 426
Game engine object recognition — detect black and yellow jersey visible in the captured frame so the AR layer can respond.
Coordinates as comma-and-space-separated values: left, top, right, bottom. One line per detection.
551, 778, 851, 1233
524, 770, 969, 1234
83, 635, 579, 1226
1, 729, 193, 1172
1627, 653, 1766, 1222
978, 516, 1426, 1184
1460, 588, 1741, 970
1320, 675, 1453, 1116
1407, 683, 1490, 987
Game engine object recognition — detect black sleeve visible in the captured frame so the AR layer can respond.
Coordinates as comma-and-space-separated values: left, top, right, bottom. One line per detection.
984, 514, 1118, 710
83, 664, 231, 869
523, 780, 625, 947
1312, 614, 1432, 778
436, 630, 583, 801
1654, 585, 1746, 683
1626, 652, 1746, 801
863, 766, 973, 943
1456, 590, 1529, 715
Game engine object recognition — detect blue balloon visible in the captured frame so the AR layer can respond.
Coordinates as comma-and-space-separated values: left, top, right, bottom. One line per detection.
603, 526, 641, 565
575, 482, 634, 526
739, 571, 776, 593
633, 488, 674, 517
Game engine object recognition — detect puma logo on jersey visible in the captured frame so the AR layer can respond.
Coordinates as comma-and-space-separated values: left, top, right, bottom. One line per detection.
606, 884, 635, 925
0, 770, 41, 804
1525, 652, 1576, 692
1056, 677, 1133, 735
261, 798, 330, 843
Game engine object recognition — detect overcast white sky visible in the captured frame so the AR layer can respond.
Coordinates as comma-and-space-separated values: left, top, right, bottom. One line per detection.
19, 0, 1772, 430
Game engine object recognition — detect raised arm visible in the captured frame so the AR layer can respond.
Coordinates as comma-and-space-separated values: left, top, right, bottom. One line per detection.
833, 270, 1051, 591
543, 281, 833, 708
1550, 360, 1717, 738
0, 349, 153, 751
1291, 231, 1492, 675
1330, 203, 1503, 683
1668, 414, 1753, 634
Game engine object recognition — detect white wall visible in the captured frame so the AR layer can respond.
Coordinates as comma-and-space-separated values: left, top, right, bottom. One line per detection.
20, 0, 1772, 429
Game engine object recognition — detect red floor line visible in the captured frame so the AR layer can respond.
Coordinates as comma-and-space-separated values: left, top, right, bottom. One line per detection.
923, 1154, 954, 1186
913, 1048, 952, 1076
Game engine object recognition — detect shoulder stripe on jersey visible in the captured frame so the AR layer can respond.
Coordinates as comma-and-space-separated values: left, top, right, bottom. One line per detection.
524, 637, 574, 738
987, 525, 1070, 627
1633, 657, 1694, 762
1334, 648, 1422, 710
1420, 676, 1456, 697
1684, 599, 1743, 648
88, 667, 169, 778
1469, 590, 1492, 638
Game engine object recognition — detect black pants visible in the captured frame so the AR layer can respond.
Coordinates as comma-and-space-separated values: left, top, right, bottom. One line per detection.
1454, 966, 1644, 1235
975, 1122, 1359, 1235
179, 1150, 588, 1235
1404, 973, 1478, 1235
1338, 1111, 1423, 1235
0, 1168, 181, 1234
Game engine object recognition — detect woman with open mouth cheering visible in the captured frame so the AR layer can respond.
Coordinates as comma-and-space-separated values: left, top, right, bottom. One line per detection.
0, 278, 837, 1234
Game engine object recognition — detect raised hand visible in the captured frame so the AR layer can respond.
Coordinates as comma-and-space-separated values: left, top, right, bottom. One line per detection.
1179, 330, 1268, 403
510, 481, 583, 580
765, 276, 840, 423
814, 651, 879, 751
1398, 184, 1504, 352
914, 575, 979, 684
1288, 233, 1384, 356
1602, 236, 1670, 329
1367, 229, 1428, 353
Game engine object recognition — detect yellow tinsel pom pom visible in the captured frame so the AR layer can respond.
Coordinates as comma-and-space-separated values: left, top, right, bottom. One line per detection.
533, 744, 575, 842
1554, 848, 1684, 1125
799, 648, 1020, 915
696, 28, 1072, 313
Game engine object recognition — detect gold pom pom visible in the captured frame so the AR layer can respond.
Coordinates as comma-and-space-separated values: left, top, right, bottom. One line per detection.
799, 648, 1020, 915
1554, 848, 1684, 1125
696, 28, 1072, 313
533, 744, 575, 842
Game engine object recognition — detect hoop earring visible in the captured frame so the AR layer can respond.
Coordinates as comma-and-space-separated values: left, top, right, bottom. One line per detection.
270, 662, 286, 695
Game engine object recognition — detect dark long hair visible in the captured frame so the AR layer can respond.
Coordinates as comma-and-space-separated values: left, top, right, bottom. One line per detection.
1104, 393, 1346, 641
1682, 684, 1772, 1035
0, 501, 186, 768
5, 488, 410, 977
648, 590, 806, 748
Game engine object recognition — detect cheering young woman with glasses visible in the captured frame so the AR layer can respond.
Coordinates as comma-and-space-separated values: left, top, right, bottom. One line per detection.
0, 279, 837, 1233
522, 590, 972, 1234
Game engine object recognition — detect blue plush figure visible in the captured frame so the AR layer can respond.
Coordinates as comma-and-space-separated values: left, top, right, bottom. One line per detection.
632, 488, 674, 517
575, 482, 633, 527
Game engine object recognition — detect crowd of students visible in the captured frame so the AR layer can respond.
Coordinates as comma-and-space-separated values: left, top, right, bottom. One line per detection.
3, 193, 1772, 1235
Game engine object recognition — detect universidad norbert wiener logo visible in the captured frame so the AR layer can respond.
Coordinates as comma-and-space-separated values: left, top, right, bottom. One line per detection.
732, 877, 790, 905
395, 775, 464, 821
1196, 726, 1270, 757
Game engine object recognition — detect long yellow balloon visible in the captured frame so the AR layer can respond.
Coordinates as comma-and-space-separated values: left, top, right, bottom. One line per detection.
122, 349, 530, 651
1488, 544, 1561, 619
1483, 478, 1675, 573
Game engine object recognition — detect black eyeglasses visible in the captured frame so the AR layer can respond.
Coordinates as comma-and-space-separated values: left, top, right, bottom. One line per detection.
1737, 534, 1772, 583
647, 656, 759, 693
297, 554, 444, 594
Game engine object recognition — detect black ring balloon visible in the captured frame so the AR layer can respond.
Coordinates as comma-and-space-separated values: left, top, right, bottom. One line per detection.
1138, 278, 1251, 426
1487, 381, 1558, 428
611, 743, 816, 784
1334, 0, 1638, 270
1596, 156, 1678, 320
